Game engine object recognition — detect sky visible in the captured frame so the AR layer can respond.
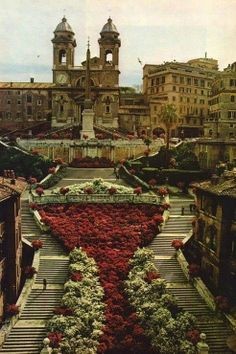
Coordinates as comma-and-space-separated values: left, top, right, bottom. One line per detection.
0, 0, 235, 86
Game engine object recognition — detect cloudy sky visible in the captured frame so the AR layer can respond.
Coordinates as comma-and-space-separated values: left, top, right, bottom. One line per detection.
0, 0, 235, 86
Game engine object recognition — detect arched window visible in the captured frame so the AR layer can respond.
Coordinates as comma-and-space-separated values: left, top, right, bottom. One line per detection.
105, 50, 113, 64
105, 96, 111, 113
76, 77, 95, 88
59, 49, 67, 65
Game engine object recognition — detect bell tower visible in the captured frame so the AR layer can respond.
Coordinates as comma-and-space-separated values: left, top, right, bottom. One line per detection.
98, 18, 121, 77
52, 17, 76, 84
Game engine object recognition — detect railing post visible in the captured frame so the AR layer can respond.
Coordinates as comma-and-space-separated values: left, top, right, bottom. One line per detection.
197, 333, 209, 354
40, 338, 52, 353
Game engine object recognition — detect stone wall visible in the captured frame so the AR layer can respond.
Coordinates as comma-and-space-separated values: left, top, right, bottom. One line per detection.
17, 138, 163, 163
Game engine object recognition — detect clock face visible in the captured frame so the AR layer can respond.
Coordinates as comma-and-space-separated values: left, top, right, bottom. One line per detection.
56, 73, 68, 84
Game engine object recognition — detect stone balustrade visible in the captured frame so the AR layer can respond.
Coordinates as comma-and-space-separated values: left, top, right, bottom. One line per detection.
31, 192, 160, 205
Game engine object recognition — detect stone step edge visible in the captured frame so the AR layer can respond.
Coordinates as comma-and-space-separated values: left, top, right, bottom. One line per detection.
14, 320, 47, 328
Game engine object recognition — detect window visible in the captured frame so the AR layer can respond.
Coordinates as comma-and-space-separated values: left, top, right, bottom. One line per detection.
201, 90, 204, 95
105, 96, 111, 113
180, 77, 184, 84
151, 79, 154, 86
155, 78, 159, 85
187, 78, 191, 85
37, 112, 42, 120
17, 91, 21, 95
161, 76, 165, 84
172, 75, 177, 83
194, 98, 197, 104
27, 106, 32, 115
59, 49, 67, 65
7, 100, 11, 104
200, 80, 205, 87
231, 96, 235, 102
194, 79, 198, 86
17, 100, 21, 105
37, 99, 42, 105
6, 112, 11, 119
187, 97, 190, 103
105, 50, 113, 64
200, 99, 205, 104
16, 112, 21, 119
180, 97, 183, 102
172, 96, 176, 101
173, 86, 176, 91
27, 94, 32, 103
154, 105, 157, 111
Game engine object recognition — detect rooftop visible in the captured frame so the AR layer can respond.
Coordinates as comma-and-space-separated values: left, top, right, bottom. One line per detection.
0, 82, 55, 89
193, 171, 236, 198
0, 177, 26, 201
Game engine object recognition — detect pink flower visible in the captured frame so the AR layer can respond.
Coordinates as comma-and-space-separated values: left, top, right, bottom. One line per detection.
171, 239, 184, 250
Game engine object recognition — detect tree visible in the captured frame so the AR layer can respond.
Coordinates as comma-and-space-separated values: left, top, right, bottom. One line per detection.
158, 104, 178, 150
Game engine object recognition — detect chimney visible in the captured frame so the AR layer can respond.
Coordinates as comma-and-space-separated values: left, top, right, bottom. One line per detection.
30, 77, 34, 83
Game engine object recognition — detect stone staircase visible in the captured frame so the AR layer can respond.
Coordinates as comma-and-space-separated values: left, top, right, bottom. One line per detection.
150, 197, 233, 354
0, 199, 69, 354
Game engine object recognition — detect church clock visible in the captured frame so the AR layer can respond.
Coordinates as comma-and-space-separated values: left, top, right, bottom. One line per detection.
56, 72, 69, 85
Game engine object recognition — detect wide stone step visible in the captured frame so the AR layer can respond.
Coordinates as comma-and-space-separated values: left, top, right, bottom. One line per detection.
197, 320, 233, 353
167, 287, 211, 315
0, 327, 46, 353
36, 259, 69, 284
153, 258, 188, 283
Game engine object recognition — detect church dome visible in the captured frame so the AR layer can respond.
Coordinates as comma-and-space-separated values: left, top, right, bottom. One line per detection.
100, 18, 119, 34
54, 17, 74, 34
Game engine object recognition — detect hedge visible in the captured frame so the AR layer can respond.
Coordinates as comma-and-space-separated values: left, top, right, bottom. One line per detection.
139, 168, 211, 185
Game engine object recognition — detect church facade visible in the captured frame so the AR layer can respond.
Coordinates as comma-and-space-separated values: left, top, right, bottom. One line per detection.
51, 17, 121, 129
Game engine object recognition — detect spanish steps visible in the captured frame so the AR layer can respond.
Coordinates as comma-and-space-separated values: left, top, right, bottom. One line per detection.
0, 169, 234, 353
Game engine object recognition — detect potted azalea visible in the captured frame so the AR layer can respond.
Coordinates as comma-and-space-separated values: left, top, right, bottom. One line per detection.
31, 239, 43, 251
171, 239, 184, 251
5, 304, 20, 318
24, 266, 37, 278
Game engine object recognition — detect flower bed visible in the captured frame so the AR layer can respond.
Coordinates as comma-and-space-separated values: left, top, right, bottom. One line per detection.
47, 248, 105, 353
125, 248, 197, 353
53, 178, 137, 196
69, 156, 114, 168
39, 203, 164, 353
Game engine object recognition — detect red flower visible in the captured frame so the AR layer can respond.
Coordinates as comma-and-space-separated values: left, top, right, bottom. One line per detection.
144, 271, 161, 283
144, 149, 150, 157
53, 306, 74, 316
5, 304, 20, 317
171, 239, 184, 250
60, 187, 70, 195
54, 158, 63, 165
48, 167, 56, 174
29, 202, 38, 210
84, 187, 93, 194
70, 272, 83, 282
108, 187, 117, 195
148, 178, 157, 187
153, 214, 164, 225
162, 203, 171, 210
188, 263, 200, 278
158, 187, 168, 197
28, 177, 37, 185
24, 266, 37, 278
35, 187, 44, 196
47, 332, 63, 348
215, 296, 230, 312
31, 239, 43, 250
133, 187, 142, 195
186, 329, 200, 345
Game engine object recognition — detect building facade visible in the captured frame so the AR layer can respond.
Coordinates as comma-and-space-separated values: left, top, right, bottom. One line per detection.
143, 58, 218, 138
205, 62, 236, 139
192, 172, 236, 300
0, 82, 53, 131
0, 176, 26, 321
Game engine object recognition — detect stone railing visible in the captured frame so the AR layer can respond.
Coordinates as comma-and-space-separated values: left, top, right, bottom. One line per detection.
31, 192, 160, 205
